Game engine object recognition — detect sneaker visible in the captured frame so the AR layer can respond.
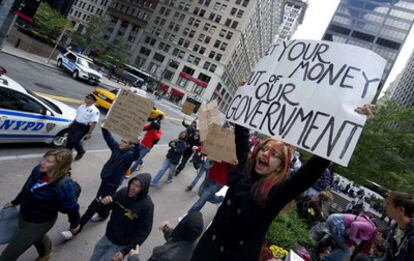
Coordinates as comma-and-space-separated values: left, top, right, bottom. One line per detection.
60, 230, 75, 240
185, 186, 192, 191
35, 251, 53, 261
165, 180, 173, 184
91, 213, 105, 222
74, 151, 85, 161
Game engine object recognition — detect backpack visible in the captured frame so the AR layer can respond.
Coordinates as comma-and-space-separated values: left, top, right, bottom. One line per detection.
56, 174, 81, 199
192, 152, 204, 170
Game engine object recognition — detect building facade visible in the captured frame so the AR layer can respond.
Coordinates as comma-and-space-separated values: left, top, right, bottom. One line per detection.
391, 50, 414, 108
322, 0, 414, 90
69, 0, 112, 33
274, 0, 307, 42
128, 0, 288, 111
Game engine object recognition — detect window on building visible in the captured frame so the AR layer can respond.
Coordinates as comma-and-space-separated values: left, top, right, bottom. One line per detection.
214, 40, 221, 48
140, 47, 151, 56
215, 53, 222, 61
226, 31, 233, 40
199, 47, 206, 55
209, 64, 217, 73
204, 36, 211, 44
183, 66, 195, 75
153, 53, 165, 62
193, 44, 200, 52
231, 21, 238, 29
198, 73, 211, 83
169, 60, 180, 69
203, 61, 211, 70
164, 70, 174, 81
209, 51, 216, 59
215, 15, 222, 23
225, 19, 231, 26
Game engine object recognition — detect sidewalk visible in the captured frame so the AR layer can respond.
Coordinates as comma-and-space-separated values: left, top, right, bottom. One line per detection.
1, 41, 125, 90
0, 145, 220, 260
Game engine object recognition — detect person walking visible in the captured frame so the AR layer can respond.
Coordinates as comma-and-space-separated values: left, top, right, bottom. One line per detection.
175, 120, 200, 176
190, 105, 373, 261
0, 149, 80, 261
61, 126, 141, 239
66, 94, 100, 161
185, 146, 210, 191
151, 131, 187, 187
127, 121, 163, 177
89, 174, 154, 261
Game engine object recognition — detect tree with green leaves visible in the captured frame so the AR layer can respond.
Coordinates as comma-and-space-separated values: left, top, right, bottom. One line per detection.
33, 1, 71, 38
70, 15, 108, 54
336, 100, 414, 194
101, 37, 131, 66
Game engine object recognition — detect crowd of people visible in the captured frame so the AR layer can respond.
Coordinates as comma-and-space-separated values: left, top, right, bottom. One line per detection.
0, 95, 413, 261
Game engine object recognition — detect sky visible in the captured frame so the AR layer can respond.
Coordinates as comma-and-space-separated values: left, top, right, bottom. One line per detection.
292, 0, 414, 96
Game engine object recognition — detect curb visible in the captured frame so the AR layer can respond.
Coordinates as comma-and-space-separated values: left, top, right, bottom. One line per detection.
0, 50, 60, 72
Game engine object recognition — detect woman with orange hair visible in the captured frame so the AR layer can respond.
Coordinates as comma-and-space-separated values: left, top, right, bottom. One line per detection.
191, 105, 373, 261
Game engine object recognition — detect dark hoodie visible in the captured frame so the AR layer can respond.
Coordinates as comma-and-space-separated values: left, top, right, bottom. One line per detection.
127, 212, 203, 261
394, 218, 414, 261
166, 138, 187, 165
105, 173, 154, 255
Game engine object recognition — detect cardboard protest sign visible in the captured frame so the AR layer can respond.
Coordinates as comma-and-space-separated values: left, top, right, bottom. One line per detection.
199, 100, 221, 141
104, 89, 154, 142
202, 123, 236, 163
182, 100, 196, 115
226, 40, 386, 166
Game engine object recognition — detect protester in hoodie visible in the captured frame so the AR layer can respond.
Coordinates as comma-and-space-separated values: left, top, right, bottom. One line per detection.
151, 131, 187, 186
185, 145, 210, 191
61, 127, 141, 239
90, 174, 154, 261
175, 120, 200, 176
128, 211, 204, 261
127, 121, 163, 177
0, 149, 80, 261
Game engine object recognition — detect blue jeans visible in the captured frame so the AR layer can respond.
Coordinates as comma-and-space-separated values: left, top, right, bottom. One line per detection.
152, 158, 177, 185
323, 214, 351, 261
188, 177, 223, 213
189, 160, 210, 189
130, 145, 150, 172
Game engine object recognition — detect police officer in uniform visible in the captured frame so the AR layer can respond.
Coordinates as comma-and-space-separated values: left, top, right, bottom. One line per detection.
66, 94, 100, 160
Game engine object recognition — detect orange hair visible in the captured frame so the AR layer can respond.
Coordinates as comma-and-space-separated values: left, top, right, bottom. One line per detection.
248, 139, 292, 207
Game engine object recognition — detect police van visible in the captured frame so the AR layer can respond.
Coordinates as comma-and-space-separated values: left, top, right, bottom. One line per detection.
0, 67, 76, 146
57, 51, 102, 85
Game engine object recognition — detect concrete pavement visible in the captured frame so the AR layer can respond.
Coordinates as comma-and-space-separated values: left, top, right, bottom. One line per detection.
0, 145, 221, 261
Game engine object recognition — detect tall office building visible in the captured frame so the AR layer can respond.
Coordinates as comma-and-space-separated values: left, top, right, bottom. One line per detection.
44, 0, 75, 16
129, 0, 286, 111
323, 0, 414, 90
275, 0, 307, 42
391, 50, 414, 108
69, 0, 112, 33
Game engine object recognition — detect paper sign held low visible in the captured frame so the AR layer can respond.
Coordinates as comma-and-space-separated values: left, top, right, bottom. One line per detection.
202, 123, 236, 164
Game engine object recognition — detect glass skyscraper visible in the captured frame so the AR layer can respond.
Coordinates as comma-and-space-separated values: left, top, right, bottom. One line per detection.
323, 0, 414, 91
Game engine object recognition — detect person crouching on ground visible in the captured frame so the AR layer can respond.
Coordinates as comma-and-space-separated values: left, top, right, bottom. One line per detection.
0, 149, 80, 261
128, 211, 204, 261
90, 173, 154, 261
150, 131, 187, 187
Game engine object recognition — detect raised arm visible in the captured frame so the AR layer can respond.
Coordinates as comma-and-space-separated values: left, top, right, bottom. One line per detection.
102, 127, 119, 152
234, 124, 250, 169
272, 155, 330, 203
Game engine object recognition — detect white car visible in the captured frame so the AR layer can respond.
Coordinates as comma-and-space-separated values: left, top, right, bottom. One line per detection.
57, 51, 102, 85
0, 68, 76, 146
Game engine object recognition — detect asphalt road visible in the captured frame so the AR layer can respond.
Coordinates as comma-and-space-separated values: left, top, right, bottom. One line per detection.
0, 53, 188, 157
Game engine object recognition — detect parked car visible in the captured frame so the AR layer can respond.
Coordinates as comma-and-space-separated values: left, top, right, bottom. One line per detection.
0, 67, 75, 146
57, 51, 102, 85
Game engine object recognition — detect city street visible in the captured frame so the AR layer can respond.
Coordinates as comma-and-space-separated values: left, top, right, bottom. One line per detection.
0, 52, 191, 157
0, 53, 217, 260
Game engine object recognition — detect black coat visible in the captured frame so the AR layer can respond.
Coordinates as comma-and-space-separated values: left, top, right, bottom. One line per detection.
146, 212, 204, 261
105, 174, 154, 255
191, 125, 330, 261
166, 139, 187, 165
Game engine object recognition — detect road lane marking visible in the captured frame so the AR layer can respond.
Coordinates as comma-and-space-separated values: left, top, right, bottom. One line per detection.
35, 92, 84, 104
0, 144, 168, 161
35, 92, 184, 123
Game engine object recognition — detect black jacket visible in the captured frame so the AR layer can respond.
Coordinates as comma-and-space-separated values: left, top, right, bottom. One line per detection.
129, 212, 204, 261
166, 139, 187, 165
191, 125, 330, 261
393, 218, 414, 261
100, 128, 141, 187
105, 174, 154, 255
